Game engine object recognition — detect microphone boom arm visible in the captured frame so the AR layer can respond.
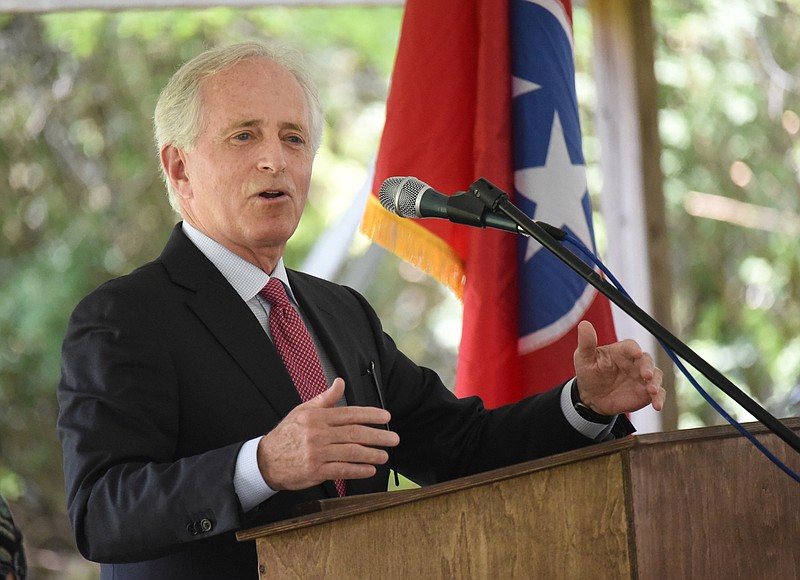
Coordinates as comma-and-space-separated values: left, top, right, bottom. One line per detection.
444, 192, 527, 235
469, 177, 800, 454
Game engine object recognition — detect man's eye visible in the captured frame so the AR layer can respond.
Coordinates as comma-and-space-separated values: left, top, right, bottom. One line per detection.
285, 135, 304, 145
234, 133, 251, 142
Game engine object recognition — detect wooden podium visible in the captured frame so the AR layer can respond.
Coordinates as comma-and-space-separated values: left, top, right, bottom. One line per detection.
237, 418, 800, 579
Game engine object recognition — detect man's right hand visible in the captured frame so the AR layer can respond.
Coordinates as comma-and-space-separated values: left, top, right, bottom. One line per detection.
256, 378, 400, 490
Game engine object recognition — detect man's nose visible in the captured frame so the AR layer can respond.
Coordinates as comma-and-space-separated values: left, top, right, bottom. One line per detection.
257, 137, 287, 173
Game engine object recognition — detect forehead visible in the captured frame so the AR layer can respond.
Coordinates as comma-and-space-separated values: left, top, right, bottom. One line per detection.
198, 57, 308, 128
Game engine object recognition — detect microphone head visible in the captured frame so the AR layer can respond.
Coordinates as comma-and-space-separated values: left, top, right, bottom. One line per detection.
379, 176, 405, 213
379, 176, 428, 218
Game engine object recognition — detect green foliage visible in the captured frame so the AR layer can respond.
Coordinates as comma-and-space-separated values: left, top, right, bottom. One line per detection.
652, 0, 800, 425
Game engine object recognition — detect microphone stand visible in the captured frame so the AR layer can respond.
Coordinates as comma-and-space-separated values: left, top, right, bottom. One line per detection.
468, 177, 800, 455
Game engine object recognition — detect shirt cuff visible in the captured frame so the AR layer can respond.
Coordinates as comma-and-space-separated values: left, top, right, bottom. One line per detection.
234, 436, 277, 513
560, 378, 618, 441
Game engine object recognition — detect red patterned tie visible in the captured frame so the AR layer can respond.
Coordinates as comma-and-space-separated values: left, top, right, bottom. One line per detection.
260, 277, 346, 497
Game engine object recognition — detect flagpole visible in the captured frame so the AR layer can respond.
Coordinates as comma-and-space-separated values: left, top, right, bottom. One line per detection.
469, 177, 800, 455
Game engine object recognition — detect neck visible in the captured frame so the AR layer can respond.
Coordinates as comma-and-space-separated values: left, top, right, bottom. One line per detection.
181, 218, 285, 275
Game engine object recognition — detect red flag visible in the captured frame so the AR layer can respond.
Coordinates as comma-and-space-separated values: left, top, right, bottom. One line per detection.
362, 0, 616, 408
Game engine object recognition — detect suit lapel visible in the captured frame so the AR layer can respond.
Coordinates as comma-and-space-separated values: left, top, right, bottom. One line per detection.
288, 271, 390, 497
286, 271, 369, 407
160, 227, 385, 497
159, 225, 302, 420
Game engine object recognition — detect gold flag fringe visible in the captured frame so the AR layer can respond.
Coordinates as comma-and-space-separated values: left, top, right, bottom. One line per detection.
360, 194, 466, 300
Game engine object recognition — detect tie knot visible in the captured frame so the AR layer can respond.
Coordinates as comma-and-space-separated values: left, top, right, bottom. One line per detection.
260, 277, 290, 309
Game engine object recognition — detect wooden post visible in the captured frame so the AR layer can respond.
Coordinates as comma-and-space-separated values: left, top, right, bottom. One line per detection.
588, 0, 677, 430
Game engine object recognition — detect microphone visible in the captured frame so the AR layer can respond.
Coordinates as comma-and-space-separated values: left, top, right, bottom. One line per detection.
379, 176, 524, 235
379, 176, 567, 240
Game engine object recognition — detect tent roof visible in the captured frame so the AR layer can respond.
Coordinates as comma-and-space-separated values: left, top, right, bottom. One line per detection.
1, 0, 401, 12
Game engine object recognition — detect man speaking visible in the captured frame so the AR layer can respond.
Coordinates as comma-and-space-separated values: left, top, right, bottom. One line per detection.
57, 41, 665, 579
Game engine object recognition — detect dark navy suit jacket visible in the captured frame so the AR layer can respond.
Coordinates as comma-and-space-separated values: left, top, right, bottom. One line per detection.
57, 224, 632, 579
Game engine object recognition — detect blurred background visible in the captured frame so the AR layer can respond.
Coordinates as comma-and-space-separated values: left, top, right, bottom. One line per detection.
1, 1, 799, 577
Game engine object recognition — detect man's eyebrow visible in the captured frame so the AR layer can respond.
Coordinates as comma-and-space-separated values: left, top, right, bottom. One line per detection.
222, 119, 261, 133
219, 119, 308, 135
280, 121, 308, 135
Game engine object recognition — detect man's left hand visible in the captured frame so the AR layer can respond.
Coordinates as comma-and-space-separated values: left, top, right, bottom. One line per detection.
573, 320, 665, 416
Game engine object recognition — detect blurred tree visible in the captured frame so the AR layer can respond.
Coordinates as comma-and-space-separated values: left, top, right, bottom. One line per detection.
651, 0, 800, 427
572, 1, 800, 429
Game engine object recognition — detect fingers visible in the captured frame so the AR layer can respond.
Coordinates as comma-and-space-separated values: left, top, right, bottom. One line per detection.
305, 377, 391, 425
647, 386, 665, 411
258, 418, 399, 491
330, 422, 399, 449
576, 320, 598, 358
257, 377, 400, 491
647, 366, 666, 411
304, 377, 346, 409
633, 356, 665, 412
636, 351, 656, 382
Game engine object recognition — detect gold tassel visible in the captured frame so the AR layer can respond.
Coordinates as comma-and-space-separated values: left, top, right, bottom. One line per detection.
360, 195, 465, 300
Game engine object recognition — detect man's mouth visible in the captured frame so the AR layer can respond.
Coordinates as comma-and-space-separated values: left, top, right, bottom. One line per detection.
259, 190, 285, 199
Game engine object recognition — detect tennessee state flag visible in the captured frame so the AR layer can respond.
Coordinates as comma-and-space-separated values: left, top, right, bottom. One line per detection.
361, 0, 616, 408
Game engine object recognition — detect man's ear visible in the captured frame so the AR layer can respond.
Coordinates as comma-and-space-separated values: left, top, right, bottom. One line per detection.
161, 144, 192, 199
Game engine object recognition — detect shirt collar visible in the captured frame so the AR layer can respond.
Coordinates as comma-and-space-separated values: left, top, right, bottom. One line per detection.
181, 221, 297, 303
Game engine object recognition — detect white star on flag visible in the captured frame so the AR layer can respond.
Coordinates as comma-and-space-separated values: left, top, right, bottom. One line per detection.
515, 112, 592, 262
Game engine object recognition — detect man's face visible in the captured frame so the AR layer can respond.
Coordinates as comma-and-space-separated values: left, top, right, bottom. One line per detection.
167, 57, 315, 268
